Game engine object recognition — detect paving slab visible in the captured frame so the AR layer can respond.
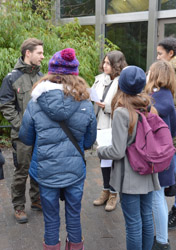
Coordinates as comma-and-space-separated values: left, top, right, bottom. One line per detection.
0, 147, 176, 250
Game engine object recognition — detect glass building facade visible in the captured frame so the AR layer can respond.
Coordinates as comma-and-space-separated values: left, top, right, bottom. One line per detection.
57, 0, 176, 71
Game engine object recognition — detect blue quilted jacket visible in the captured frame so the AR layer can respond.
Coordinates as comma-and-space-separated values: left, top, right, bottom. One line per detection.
19, 80, 97, 188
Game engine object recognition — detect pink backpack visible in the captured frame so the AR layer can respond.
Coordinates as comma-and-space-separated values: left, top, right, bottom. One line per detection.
126, 111, 175, 175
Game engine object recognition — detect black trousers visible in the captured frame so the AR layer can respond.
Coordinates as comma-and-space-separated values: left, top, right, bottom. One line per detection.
101, 167, 116, 192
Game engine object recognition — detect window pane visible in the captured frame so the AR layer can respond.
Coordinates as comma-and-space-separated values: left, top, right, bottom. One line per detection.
106, 0, 149, 14
106, 22, 148, 70
164, 23, 176, 37
60, 0, 95, 18
159, 0, 176, 10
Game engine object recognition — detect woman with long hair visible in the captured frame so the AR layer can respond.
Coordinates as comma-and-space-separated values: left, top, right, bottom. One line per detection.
97, 66, 160, 250
19, 48, 97, 250
93, 50, 127, 211
145, 60, 176, 250
157, 37, 176, 231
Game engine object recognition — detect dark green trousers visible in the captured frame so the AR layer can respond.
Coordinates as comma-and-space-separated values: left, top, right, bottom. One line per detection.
11, 139, 39, 210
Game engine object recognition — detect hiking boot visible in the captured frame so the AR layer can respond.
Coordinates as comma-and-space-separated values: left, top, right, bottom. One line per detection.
105, 193, 118, 211
93, 190, 110, 206
152, 240, 170, 250
168, 205, 176, 230
31, 199, 42, 211
14, 209, 28, 224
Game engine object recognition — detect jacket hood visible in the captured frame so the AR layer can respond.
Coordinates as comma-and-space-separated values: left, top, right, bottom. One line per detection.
31, 80, 80, 122
14, 57, 40, 75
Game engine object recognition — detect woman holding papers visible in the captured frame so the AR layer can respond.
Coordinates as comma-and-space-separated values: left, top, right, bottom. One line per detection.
92, 50, 127, 211
97, 66, 160, 250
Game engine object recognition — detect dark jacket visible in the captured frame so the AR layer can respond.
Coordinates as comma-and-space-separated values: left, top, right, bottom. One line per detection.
152, 88, 176, 187
0, 57, 43, 140
19, 81, 97, 188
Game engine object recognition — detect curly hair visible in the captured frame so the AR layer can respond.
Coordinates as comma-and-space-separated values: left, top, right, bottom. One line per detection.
158, 37, 176, 57
145, 60, 176, 97
32, 74, 90, 101
99, 50, 127, 79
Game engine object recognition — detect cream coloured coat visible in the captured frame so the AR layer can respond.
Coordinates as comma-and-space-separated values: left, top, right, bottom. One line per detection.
92, 73, 119, 129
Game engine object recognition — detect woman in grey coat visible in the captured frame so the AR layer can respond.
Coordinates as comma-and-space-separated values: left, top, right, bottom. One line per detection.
97, 66, 160, 250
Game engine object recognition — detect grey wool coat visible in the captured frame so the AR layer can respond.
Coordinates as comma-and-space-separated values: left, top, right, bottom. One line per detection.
97, 107, 160, 194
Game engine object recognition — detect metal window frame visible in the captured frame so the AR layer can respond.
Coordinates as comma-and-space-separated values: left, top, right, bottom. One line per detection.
56, 0, 176, 70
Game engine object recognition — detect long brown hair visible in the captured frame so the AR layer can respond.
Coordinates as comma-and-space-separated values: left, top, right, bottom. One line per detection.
111, 90, 151, 135
99, 50, 128, 79
32, 74, 90, 101
145, 60, 176, 97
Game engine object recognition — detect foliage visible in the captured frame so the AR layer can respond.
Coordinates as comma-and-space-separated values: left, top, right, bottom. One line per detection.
0, 0, 119, 134
0, 135, 11, 148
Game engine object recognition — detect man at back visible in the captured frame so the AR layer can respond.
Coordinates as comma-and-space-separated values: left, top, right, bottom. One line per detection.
0, 38, 44, 223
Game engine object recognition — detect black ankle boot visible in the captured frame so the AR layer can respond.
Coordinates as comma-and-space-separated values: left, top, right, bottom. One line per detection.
152, 239, 170, 250
168, 205, 176, 230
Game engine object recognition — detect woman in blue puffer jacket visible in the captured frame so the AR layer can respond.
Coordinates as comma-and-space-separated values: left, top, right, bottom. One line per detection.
19, 48, 97, 250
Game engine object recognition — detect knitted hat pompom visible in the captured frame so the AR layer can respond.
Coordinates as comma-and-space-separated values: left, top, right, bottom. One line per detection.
48, 48, 79, 75
61, 48, 75, 61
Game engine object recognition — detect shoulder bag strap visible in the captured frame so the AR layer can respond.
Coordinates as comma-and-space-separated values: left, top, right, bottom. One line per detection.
59, 121, 86, 165
96, 80, 113, 118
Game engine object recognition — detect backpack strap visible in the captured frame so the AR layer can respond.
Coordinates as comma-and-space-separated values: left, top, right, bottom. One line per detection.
58, 121, 86, 165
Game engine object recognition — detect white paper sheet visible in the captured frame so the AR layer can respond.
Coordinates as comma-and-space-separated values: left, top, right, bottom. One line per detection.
89, 88, 100, 102
96, 128, 112, 147
101, 159, 112, 168
97, 128, 113, 168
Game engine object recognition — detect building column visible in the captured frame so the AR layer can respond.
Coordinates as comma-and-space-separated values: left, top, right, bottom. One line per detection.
95, 0, 105, 61
146, 0, 159, 70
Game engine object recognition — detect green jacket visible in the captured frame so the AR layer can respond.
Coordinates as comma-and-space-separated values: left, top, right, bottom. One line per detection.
0, 57, 43, 140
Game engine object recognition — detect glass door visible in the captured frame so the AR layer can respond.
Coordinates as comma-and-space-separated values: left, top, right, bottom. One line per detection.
158, 19, 176, 42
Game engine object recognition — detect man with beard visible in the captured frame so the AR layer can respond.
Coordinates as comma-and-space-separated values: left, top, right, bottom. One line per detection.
0, 38, 44, 223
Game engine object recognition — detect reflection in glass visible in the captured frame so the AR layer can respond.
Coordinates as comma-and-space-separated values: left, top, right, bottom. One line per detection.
80, 25, 95, 37
159, 0, 176, 10
60, 0, 95, 18
165, 23, 176, 38
106, 22, 148, 70
106, 0, 149, 14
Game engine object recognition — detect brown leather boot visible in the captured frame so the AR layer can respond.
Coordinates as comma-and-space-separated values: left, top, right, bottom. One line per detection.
14, 209, 28, 223
93, 190, 110, 206
105, 192, 118, 211
31, 198, 42, 211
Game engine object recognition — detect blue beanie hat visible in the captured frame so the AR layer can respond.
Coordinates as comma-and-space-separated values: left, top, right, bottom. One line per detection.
118, 66, 146, 95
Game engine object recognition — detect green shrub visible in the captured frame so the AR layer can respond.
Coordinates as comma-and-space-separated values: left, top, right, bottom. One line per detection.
0, 0, 119, 132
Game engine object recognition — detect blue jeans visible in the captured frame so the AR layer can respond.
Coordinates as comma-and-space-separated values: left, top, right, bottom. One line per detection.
121, 192, 154, 250
39, 179, 84, 245
152, 187, 168, 244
